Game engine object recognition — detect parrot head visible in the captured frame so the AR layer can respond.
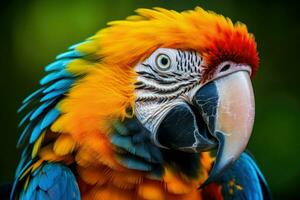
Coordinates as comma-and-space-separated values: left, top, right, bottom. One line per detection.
53, 7, 258, 185
134, 48, 255, 184
119, 7, 259, 183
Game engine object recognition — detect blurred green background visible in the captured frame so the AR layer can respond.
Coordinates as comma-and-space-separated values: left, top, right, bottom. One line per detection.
1, 0, 299, 199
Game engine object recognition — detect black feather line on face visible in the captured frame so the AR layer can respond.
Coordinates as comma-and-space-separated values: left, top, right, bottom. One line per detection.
136, 81, 195, 95
135, 49, 202, 103
136, 71, 177, 85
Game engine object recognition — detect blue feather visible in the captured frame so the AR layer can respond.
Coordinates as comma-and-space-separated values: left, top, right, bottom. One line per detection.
16, 160, 33, 181
19, 163, 80, 200
111, 134, 131, 149
43, 79, 74, 93
132, 143, 152, 162
132, 131, 148, 143
61, 169, 80, 200
24, 175, 39, 200
40, 108, 60, 130
32, 165, 42, 176
15, 147, 31, 177
40, 70, 72, 85
30, 99, 56, 121
36, 190, 50, 200
111, 134, 162, 163
22, 188, 36, 200
44, 164, 62, 179
15, 158, 26, 178
38, 173, 52, 191
119, 155, 152, 171
11, 158, 32, 200
47, 182, 62, 199
45, 59, 72, 72
22, 87, 45, 104
242, 152, 272, 199
217, 152, 271, 200
56, 50, 81, 60
49, 182, 66, 199
17, 124, 32, 147
17, 101, 32, 113
38, 165, 61, 190
147, 143, 163, 163
40, 89, 68, 102
18, 111, 33, 128
29, 121, 44, 144
114, 135, 151, 161
22, 187, 35, 200
54, 171, 69, 198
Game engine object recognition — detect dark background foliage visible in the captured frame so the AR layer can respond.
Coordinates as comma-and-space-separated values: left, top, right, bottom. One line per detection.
1, 0, 299, 199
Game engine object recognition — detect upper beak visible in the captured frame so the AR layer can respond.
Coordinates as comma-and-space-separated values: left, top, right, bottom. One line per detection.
194, 70, 255, 185
155, 70, 255, 184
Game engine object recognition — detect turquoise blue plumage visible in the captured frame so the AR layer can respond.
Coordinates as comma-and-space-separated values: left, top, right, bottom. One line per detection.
19, 163, 80, 200
217, 152, 272, 199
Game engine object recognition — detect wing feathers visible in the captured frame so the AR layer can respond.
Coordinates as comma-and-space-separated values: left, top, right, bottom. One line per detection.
18, 163, 80, 200
40, 108, 60, 130
45, 59, 72, 72
13, 39, 96, 199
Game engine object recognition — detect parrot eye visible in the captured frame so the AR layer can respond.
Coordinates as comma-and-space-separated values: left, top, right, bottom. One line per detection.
155, 53, 171, 70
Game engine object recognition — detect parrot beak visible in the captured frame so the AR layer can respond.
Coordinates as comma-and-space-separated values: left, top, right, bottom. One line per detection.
154, 70, 255, 183
193, 70, 255, 186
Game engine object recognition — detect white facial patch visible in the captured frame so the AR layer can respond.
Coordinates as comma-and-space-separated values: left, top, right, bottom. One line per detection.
134, 48, 203, 134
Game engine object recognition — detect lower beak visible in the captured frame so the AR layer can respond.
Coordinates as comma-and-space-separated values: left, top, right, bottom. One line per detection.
155, 70, 255, 183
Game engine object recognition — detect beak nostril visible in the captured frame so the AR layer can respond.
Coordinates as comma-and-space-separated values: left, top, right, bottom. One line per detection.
220, 64, 231, 72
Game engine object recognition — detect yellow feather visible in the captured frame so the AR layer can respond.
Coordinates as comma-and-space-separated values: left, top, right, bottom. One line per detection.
67, 59, 94, 75
76, 41, 99, 55
77, 165, 108, 186
19, 165, 32, 180
53, 134, 76, 156
50, 113, 67, 133
75, 147, 97, 167
138, 180, 165, 200
23, 176, 30, 190
126, 15, 146, 21
163, 167, 197, 194
88, 184, 134, 200
39, 145, 74, 164
31, 160, 43, 172
108, 169, 144, 189
31, 131, 45, 158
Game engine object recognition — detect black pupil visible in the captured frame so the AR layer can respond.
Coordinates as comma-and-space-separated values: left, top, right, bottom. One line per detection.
220, 64, 231, 72
160, 57, 169, 66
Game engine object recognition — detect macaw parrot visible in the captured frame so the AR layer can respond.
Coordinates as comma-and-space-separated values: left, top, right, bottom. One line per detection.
10, 7, 271, 200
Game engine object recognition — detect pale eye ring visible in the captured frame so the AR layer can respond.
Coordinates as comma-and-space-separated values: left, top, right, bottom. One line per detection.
155, 53, 171, 70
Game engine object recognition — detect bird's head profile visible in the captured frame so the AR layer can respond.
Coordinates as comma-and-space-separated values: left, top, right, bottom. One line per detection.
93, 7, 258, 183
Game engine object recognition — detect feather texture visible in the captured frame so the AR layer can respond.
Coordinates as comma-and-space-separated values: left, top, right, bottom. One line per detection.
12, 39, 94, 199
19, 163, 80, 200
216, 152, 272, 200
53, 135, 76, 156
